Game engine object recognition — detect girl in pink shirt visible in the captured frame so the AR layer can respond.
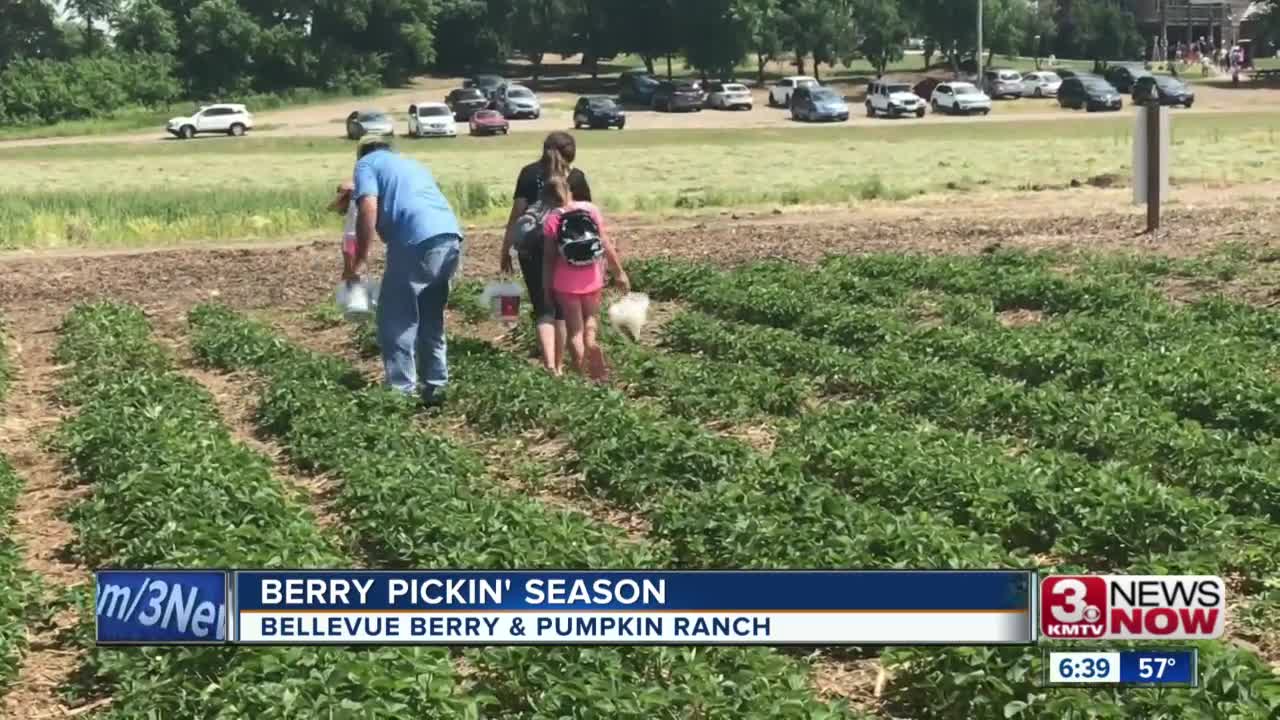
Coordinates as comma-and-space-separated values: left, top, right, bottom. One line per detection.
541, 175, 629, 380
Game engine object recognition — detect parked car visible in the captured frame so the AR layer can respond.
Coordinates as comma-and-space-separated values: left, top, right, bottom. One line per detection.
464, 74, 506, 101
1132, 75, 1195, 107
468, 109, 509, 136
1057, 76, 1123, 112
1021, 71, 1062, 98
619, 70, 660, 104
929, 82, 991, 115
1104, 64, 1150, 93
790, 86, 849, 122
705, 81, 753, 110
1056, 69, 1084, 80
768, 76, 818, 107
913, 77, 942, 102
652, 80, 704, 112
573, 96, 626, 129
346, 109, 394, 140
865, 80, 926, 118
982, 69, 1025, 99
493, 84, 542, 119
166, 103, 253, 139
445, 87, 489, 120
407, 102, 458, 137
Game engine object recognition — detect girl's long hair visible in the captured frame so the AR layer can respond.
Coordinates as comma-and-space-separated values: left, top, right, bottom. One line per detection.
542, 175, 572, 208
540, 131, 576, 181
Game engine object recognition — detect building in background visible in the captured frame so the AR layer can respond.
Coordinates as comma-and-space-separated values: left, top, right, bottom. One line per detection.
1134, 1, 1255, 47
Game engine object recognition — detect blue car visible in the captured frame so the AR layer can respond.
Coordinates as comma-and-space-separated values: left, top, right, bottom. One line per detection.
790, 86, 849, 122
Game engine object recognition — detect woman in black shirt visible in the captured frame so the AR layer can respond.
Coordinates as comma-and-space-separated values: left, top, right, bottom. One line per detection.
501, 131, 592, 372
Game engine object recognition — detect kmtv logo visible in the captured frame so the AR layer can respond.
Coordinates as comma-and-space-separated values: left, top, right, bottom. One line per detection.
1041, 575, 1225, 640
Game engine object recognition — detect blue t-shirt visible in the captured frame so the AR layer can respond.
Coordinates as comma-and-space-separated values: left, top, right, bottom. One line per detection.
353, 150, 463, 248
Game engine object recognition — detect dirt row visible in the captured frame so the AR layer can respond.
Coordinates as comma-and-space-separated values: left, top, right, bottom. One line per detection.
2, 197, 1278, 324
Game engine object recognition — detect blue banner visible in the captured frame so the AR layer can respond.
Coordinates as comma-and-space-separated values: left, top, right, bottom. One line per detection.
95, 570, 228, 644
234, 570, 1031, 612
1119, 650, 1197, 686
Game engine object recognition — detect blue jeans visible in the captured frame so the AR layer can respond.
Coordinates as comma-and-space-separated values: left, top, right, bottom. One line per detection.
377, 235, 462, 395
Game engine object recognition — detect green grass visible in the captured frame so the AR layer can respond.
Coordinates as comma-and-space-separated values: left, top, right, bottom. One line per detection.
3, 111, 1279, 249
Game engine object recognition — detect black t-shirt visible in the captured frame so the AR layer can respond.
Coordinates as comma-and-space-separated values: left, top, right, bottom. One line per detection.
514, 162, 592, 206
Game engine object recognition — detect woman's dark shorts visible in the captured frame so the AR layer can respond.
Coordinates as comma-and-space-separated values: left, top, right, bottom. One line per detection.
517, 245, 563, 324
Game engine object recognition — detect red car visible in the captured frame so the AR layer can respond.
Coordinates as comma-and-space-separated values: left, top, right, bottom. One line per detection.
469, 109, 509, 136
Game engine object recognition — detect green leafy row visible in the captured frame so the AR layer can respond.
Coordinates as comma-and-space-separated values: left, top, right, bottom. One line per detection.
436, 322, 1280, 719
660, 310, 1280, 526
439, 338, 1014, 572
780, 405, 1280, 578
54, 302, 478, 719
0, 322, 36, 698
632, 256, 1280, 441
187, 304, 860, 720
504, 318, 815, 422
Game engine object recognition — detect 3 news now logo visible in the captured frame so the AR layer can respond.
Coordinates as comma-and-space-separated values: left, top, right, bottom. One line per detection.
1040, 575, 1225, 640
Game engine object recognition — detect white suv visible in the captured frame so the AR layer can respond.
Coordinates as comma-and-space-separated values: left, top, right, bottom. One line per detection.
768, 76, 817, 107
166, 104, 253, 139
865, 81, 926, 118
408, 102, 458, 137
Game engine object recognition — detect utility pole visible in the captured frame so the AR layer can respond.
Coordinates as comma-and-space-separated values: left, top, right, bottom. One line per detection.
976, 0, 984, 85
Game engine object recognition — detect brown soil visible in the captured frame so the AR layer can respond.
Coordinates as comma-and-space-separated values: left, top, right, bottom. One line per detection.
0, 320, 91, 720
3, 197, 1278, 326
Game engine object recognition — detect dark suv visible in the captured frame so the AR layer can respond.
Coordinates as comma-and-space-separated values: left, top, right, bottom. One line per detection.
1132, 75, 1195, 108
651, 81, 704, 112
619, 70, 660, 105
789, 86, 849, 122
445, 87, 488, 120
1103, 64, 1150, 93
1058, 76, 1123, 112
573, 96, 626, 129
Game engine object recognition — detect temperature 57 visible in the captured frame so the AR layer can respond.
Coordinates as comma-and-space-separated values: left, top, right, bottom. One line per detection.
1138, 656, 1175, 679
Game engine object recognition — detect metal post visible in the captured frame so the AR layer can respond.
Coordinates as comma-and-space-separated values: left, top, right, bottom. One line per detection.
976, 0, 983, 85
1146, 100, 1161, 233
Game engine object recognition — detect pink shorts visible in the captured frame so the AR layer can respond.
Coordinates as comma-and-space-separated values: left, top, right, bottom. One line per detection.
555, 289, 601, 307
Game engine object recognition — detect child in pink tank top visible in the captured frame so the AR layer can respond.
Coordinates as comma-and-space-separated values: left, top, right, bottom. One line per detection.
540, 176, 629, 380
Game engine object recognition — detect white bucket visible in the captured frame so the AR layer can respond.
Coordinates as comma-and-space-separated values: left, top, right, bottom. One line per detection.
608, 292, 650, 340
481, 281, 524, 323
336, 280, 375, 322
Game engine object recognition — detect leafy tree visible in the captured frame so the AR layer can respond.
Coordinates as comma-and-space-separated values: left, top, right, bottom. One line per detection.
0, 0, 66, 67
781, 0, 853, 81
683, 0, 749, 80
854, 0, 907, 76
614, 0, 678, 76
434, 0, 510, 72
1070, 0, 1141, 71
188, 0, 261, 95
1024, 0, 1057, 69
736, 0, 783, 83
66, 0, 120, 52
904, 0, 977, 74
113, 0, 180, 55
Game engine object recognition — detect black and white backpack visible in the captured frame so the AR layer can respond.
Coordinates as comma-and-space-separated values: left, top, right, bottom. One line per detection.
555, 208, 603, 266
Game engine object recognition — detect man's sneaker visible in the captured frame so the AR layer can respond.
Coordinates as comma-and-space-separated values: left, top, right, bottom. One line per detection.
420, 384, 447, 409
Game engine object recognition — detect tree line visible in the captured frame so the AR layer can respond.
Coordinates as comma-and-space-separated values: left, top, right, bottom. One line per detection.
1, 0, 1147, 125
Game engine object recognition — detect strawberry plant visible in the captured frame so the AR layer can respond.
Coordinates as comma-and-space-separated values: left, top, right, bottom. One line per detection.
0, 327, 38, 696
55, 303, 484, 719
188, 305, 864, 720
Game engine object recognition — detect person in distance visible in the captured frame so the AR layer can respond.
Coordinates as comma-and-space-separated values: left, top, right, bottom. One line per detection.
501, 131, 594, 373
345, 136, 464, 407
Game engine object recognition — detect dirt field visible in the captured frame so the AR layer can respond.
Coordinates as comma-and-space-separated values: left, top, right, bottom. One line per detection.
3, 190, 1277, 324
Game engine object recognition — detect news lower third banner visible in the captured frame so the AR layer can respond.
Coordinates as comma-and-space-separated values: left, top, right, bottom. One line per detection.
97, 569, 1036, 646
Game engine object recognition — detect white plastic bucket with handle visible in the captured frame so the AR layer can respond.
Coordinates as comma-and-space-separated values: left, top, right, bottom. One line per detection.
481, 281, 524, 323
608, 292, 650, 340
335, 280, 375, 322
